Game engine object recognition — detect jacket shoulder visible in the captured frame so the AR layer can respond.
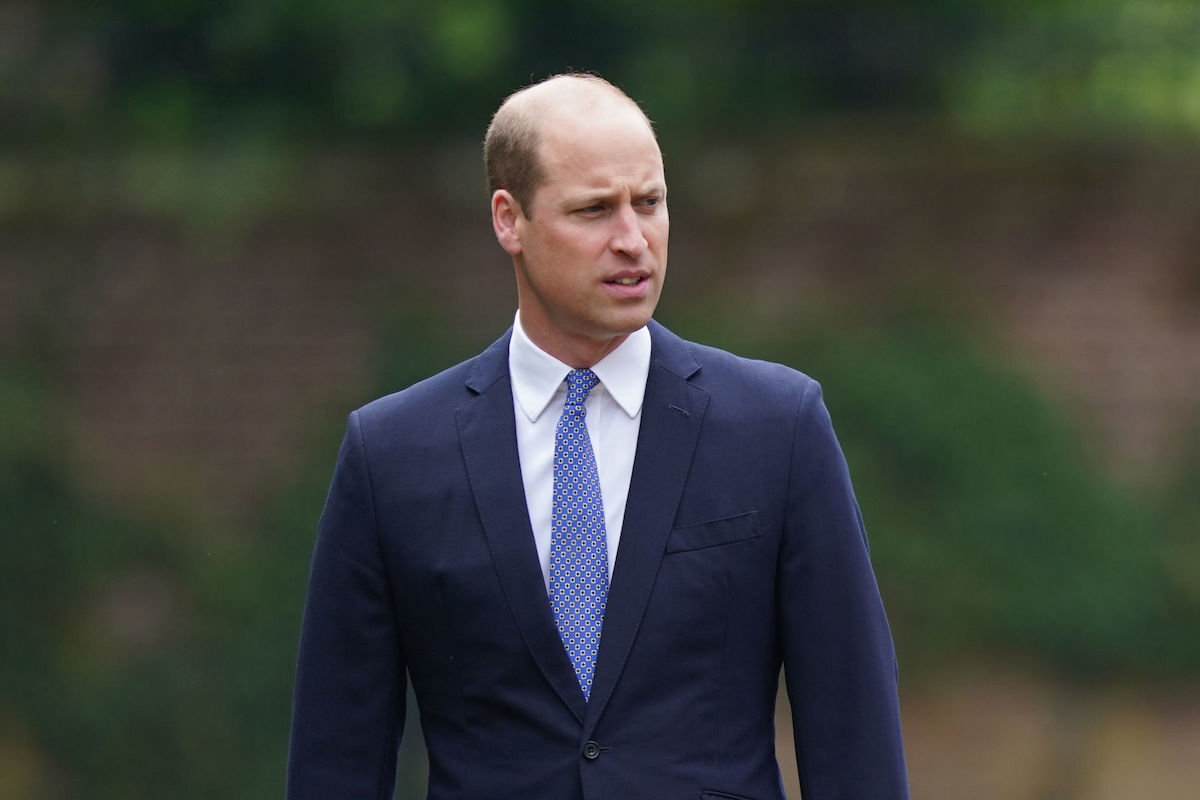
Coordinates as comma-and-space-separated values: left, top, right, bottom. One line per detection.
352, 330, 511, 429
652, 322, 818, 404
356, 358, 473, 423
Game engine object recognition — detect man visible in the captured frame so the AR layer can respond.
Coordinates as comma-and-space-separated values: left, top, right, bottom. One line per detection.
288, 73, 908, 799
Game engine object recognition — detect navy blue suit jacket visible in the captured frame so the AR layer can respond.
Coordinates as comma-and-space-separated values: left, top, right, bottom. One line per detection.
287, 321, 908, 799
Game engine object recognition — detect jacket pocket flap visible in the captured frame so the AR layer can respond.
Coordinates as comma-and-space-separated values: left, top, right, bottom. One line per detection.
667, 511, 760, 554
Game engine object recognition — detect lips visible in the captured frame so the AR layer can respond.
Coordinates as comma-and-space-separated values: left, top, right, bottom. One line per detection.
604, 271, 649, 287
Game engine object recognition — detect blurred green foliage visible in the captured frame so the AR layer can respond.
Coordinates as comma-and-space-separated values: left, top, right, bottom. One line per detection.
0, 300, 472, 797
5, 0, 1200, 150
0, 368, 306, 798
949, 0, 1200, 138
709, 316, 1196, 678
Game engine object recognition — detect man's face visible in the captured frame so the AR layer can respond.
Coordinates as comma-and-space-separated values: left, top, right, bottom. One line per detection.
501, 101, 668, 367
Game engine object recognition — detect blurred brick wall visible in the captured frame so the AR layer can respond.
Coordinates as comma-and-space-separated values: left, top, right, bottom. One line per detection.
3, 134, 1198, 529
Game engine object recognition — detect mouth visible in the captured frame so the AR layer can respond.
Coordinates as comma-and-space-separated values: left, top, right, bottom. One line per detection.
605, 275, 647, 287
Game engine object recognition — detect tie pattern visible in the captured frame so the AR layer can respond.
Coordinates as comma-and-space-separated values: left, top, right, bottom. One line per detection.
549, 369, 609, 701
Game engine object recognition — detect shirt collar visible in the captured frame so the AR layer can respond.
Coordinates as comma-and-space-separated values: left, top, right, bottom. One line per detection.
509, 311, 651, 422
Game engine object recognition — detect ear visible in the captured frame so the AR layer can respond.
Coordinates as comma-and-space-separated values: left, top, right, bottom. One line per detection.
491, 189, 524, 255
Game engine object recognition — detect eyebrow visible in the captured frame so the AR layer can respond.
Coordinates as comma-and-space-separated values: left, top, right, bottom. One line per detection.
563, 182, 666, 206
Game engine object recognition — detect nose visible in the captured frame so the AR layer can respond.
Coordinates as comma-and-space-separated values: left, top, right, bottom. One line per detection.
610, 204, 647, 258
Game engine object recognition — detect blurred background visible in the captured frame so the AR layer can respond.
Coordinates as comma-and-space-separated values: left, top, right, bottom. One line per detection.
2, 0, 1199, 797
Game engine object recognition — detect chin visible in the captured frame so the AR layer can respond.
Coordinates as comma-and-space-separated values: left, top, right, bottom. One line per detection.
610, 312, 654, 335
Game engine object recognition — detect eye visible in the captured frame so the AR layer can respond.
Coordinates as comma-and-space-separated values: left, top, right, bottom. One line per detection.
576, 203, 605, 214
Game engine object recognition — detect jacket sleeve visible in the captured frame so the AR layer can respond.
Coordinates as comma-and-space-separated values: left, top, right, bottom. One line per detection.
287, 410, 406, 800
779, 380, 910, 799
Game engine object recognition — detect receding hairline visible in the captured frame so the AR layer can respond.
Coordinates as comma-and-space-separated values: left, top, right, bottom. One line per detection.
484, 74, 658, 210
496, 74, 654, 134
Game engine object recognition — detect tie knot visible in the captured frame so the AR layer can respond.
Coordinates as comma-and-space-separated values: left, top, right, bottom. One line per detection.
565, 369, 600, 407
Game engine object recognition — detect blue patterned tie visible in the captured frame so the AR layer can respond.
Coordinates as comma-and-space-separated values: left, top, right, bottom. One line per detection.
549, 368, 609, 701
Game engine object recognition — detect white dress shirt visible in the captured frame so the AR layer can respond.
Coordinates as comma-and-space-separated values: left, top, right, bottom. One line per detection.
508, 312, 651, 590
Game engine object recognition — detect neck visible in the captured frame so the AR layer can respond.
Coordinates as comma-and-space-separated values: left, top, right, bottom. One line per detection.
517, 313, 629, 369
544, 333, 629, 370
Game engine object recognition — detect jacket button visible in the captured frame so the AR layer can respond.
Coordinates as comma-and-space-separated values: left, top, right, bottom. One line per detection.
582, 740, 601, 760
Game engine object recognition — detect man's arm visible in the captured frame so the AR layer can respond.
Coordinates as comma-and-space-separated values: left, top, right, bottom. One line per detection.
287, 410, 406, 800
779, 380, 909, 799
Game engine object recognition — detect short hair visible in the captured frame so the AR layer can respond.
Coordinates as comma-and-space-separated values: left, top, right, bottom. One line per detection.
483, 73, 653, 217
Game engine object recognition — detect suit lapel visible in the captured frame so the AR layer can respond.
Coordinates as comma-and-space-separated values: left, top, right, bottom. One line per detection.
456, 332, 586, 723
585, 322, 708, 729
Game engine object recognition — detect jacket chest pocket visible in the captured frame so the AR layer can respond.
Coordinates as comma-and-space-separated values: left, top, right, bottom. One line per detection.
666, 511, 760, 554
637, 512, 763, 644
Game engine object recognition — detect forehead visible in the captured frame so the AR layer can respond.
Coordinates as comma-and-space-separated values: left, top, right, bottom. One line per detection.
535, 102, 665, 194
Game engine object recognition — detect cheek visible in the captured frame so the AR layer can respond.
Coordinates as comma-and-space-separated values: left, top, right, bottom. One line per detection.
542, 226, 590, 258
644, 217, 669, 247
